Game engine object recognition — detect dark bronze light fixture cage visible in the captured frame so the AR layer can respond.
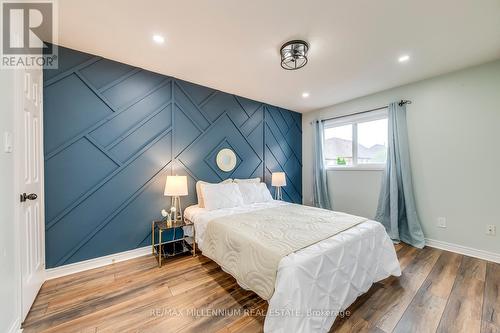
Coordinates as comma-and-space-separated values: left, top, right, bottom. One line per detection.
280, 40, 309, 70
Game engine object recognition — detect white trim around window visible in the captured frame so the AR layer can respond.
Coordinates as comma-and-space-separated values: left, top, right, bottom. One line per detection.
323, 108, 388, 171
327, 165, 386, 171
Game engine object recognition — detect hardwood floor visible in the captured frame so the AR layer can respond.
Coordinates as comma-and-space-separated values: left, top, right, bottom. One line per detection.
23, 244, 500, 333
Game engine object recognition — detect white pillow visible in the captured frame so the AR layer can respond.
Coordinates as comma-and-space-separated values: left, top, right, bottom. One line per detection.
238, 182, 273, 204
233, 177, 261, 183
258, 183, 274, 202
202, 183, 245, 210
196, 179, 232, 208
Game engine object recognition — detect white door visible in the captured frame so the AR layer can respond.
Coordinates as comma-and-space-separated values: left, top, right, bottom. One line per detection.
16, 67, 45, 320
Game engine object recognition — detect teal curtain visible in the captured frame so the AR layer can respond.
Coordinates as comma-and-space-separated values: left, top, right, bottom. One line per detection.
375, 102, 425, 248
312, 120, 332, 209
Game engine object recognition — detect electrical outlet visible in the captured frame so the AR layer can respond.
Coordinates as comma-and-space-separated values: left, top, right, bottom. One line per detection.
486, 225, 496, 236
437, 217, 447, 228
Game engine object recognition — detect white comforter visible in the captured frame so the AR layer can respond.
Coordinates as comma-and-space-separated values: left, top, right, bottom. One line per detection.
184, 201, 401, 333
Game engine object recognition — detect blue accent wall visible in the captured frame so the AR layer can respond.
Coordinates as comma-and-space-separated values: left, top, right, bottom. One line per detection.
43, 45, 302, 268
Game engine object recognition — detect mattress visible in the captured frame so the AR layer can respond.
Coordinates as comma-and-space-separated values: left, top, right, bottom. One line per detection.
184, 201, 401, 333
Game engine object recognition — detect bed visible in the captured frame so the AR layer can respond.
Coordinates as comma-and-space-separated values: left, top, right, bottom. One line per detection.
184, 199, 401, 333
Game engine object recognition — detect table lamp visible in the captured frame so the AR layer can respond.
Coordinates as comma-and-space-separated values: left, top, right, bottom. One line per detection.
164, 175, 188, 222
271, 172, 286, 200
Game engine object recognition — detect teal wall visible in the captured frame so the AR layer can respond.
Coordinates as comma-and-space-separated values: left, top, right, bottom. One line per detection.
43, 45, 302, 268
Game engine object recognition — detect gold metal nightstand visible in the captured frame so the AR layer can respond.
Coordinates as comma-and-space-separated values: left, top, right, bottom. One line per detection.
151, 219, 196, 267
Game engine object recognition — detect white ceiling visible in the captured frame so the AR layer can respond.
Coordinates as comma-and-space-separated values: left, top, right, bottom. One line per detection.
56, 0, 500, 112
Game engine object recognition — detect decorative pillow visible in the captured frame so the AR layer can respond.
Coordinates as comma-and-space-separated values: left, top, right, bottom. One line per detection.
238, 182, 273, 204
202, 183, 244, 211
233, 177, 261, 183
258, 183, 274, 202
196, 179, 232, 208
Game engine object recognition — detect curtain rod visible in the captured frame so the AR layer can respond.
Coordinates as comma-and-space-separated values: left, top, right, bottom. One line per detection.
316, 99, 412, 123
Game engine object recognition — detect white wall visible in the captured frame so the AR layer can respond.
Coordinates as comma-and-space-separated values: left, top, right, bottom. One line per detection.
0, 70, 21, 333
303, 59, 500, 255
326, 170, 383, 219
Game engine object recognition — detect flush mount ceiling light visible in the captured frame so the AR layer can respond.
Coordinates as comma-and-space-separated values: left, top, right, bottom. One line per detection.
280, 40, 309, 70
302, 92, 310, 98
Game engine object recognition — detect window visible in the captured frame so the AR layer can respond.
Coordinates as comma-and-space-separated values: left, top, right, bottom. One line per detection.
323, 109, 388, 169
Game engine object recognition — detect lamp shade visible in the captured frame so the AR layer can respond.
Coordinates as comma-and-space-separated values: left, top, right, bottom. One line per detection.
271, 172, 286, 187
164, 175, 188, 196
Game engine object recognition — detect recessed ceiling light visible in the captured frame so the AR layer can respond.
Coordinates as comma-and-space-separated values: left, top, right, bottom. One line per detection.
302, 92, 310, 98
152, 35, 165, 44
398, 55, 410, 63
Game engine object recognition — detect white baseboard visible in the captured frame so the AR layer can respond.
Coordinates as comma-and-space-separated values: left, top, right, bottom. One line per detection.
45, 246, 151, 280
425, 238, 500, 264
7, 317, 21, 333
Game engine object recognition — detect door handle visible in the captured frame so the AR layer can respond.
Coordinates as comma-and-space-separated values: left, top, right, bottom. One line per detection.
20, 193, 37, 202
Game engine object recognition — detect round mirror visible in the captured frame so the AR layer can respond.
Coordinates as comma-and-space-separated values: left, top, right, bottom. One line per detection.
216, 148, 237, 172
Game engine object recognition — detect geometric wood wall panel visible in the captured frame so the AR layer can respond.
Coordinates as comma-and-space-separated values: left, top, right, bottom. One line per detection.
43, 44, 302, 268
264, 106, 303, 203
44, 137, 118, 223
43, 74, 113, 153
